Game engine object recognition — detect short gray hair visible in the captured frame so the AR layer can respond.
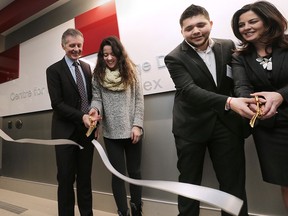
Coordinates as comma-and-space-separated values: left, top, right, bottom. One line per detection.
61, 28, 83, 45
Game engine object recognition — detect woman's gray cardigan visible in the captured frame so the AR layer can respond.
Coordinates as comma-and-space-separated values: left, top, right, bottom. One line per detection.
91, 74, 144, 139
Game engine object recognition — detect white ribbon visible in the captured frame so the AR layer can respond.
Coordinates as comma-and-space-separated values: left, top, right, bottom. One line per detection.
0, 129, 83, 149
91, 140, 243, 215
0, 129, 243, 215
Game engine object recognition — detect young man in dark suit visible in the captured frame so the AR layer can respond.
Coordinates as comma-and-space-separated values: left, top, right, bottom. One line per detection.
46, 28, 98, 216
164, 4, 255, 216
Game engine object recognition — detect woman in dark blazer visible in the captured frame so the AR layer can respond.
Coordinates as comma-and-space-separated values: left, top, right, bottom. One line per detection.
231, 1, 288, 211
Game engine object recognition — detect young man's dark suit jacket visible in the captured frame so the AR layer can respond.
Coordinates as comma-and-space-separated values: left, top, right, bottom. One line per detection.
164, 38, 248, 216
46, 57, 94, 216
165, 38, 248, 143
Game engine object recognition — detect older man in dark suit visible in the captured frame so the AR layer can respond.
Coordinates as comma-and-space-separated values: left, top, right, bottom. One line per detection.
164, 4, 255, 216
46, 28, 98, 216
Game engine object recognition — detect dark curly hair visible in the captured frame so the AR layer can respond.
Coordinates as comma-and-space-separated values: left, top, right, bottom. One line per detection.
179, 4, 210, 27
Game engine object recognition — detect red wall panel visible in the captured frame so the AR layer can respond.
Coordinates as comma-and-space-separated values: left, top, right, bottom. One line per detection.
75, 0, 120, 57
0, 45, 19, 84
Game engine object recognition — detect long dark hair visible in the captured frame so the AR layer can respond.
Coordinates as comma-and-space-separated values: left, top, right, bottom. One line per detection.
93, 36, 136, 88
231, 1, 288, 53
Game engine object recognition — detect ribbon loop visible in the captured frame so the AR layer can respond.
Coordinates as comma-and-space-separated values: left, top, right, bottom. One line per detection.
91, 139, 243, 215
0, 129, 243, 215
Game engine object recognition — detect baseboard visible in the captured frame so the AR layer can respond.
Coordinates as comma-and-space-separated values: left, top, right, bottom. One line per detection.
0, 176, 224, 215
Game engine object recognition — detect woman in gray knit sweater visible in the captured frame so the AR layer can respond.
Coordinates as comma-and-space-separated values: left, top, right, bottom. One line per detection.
90, 36, 144, 216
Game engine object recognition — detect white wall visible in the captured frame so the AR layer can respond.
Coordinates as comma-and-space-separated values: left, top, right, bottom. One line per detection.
0, 0, 287, 117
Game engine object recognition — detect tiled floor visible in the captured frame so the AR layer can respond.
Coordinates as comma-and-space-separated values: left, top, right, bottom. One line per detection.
0, 188, 117, 216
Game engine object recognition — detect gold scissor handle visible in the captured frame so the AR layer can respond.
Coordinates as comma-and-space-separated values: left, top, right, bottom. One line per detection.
86, 116, 97, 137
249, 96, 262, 128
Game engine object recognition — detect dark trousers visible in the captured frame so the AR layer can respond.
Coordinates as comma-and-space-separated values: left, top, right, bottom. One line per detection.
175, 120, 248, 216
55, 131, 94, 216
104, 137, 142, 213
